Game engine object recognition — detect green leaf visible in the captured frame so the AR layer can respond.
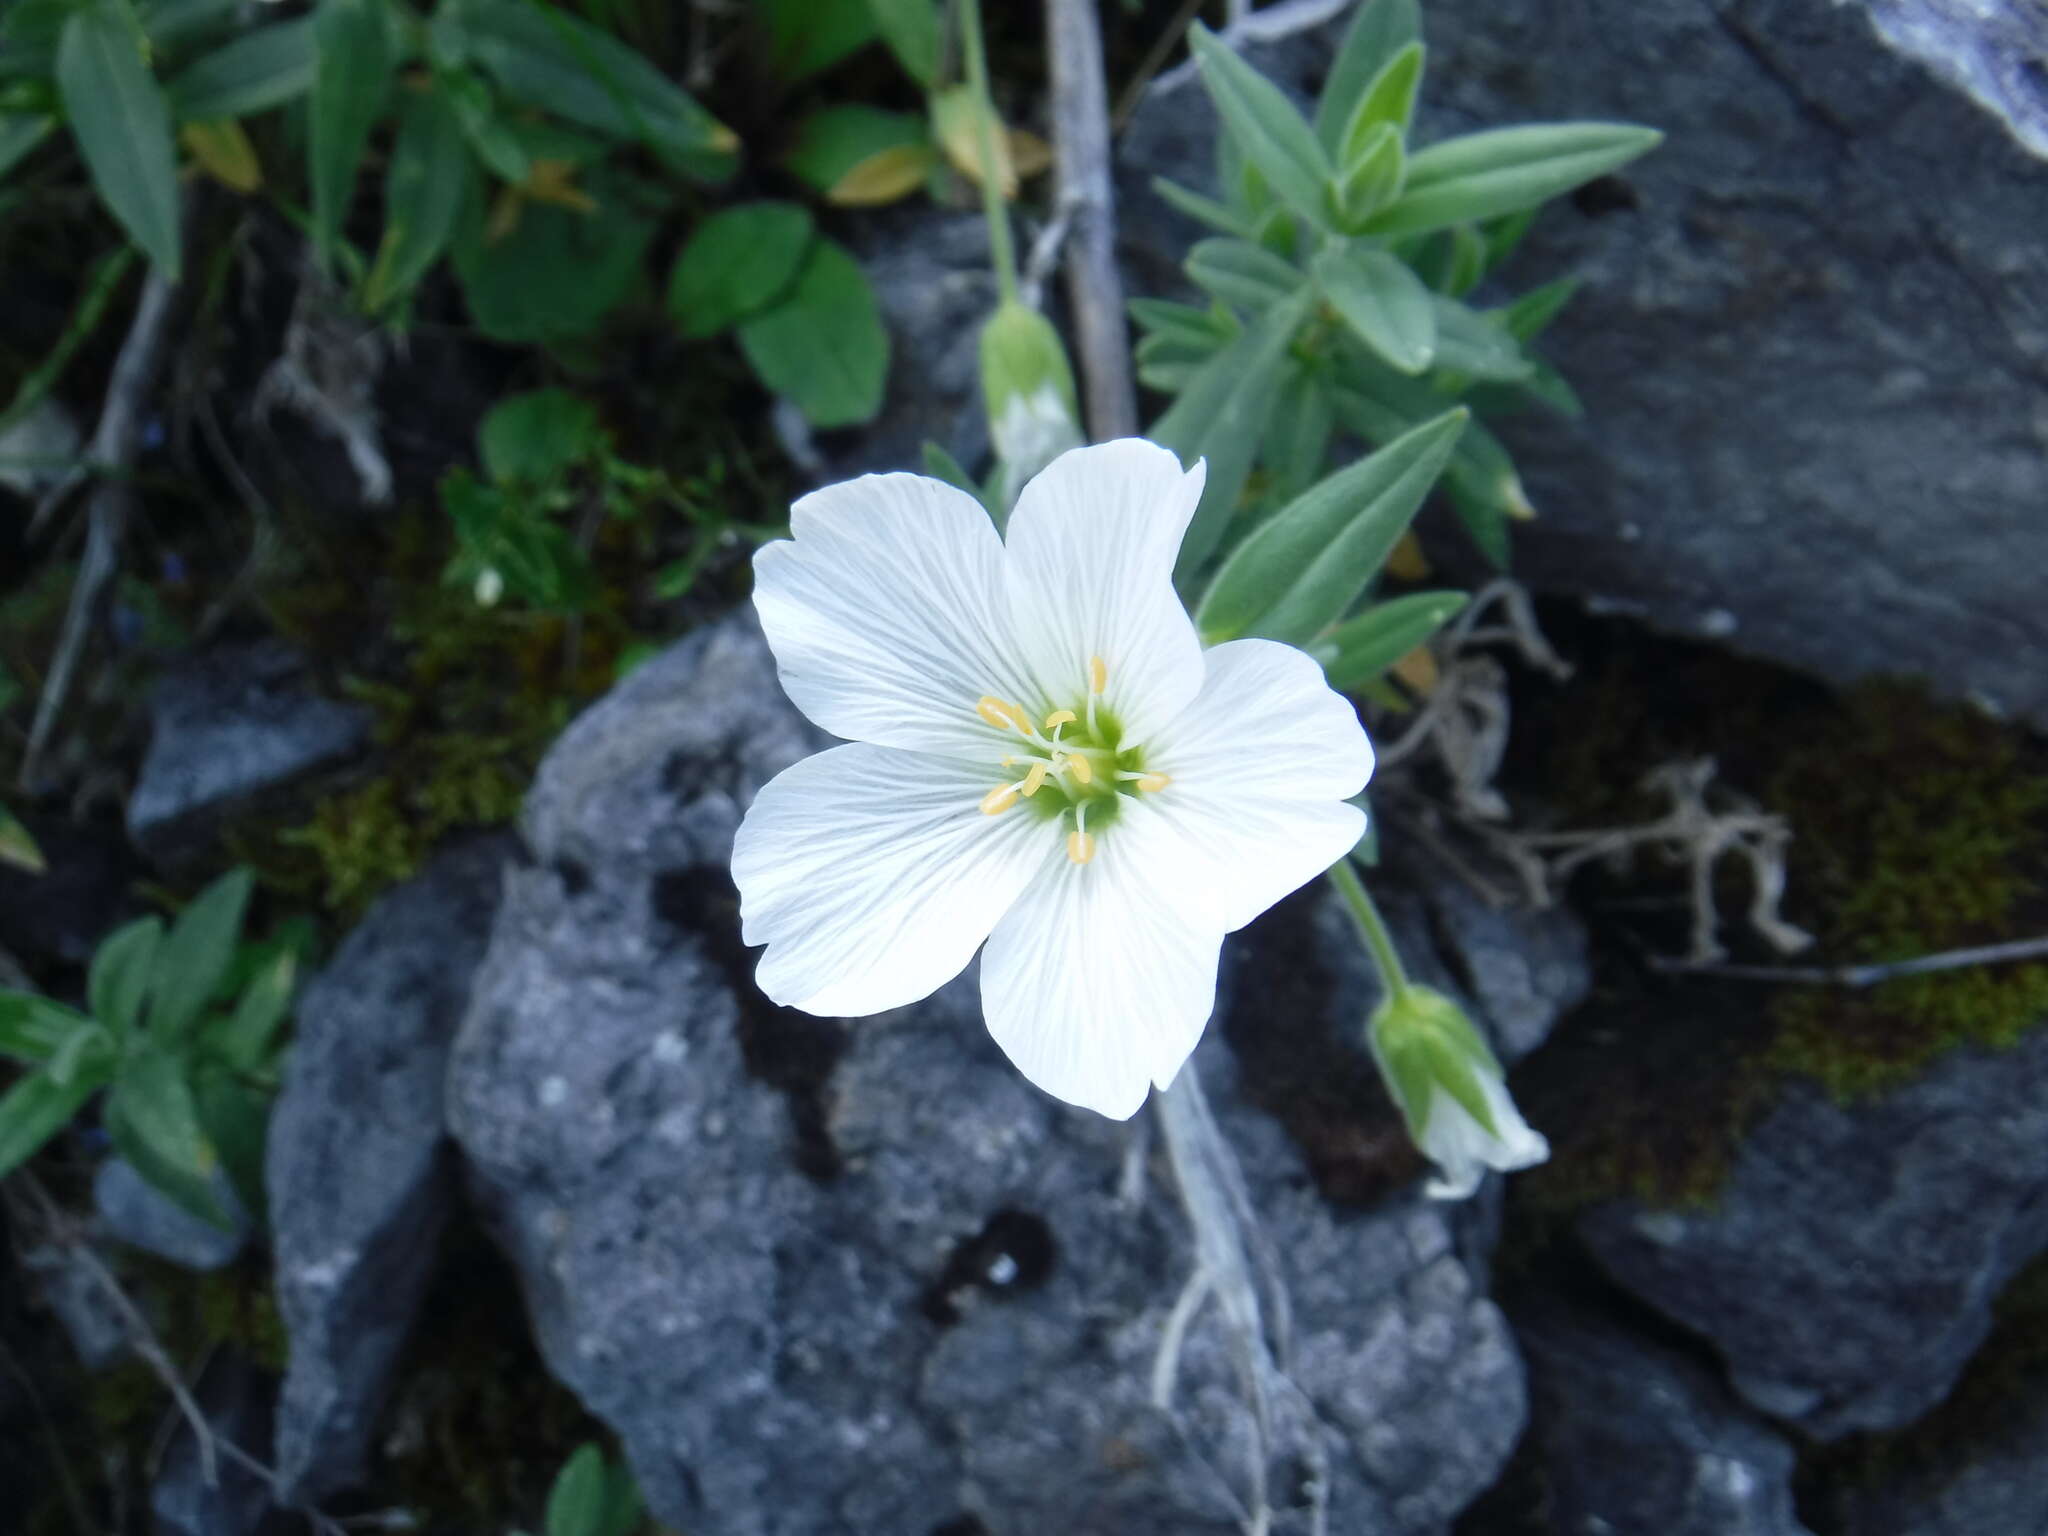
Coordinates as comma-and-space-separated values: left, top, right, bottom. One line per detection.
210, 948, 296, 1073
138, 0, 243, 49
1263, 363, 1335, 502
1497, 275, 1579, 343
666, 202, 815, 340
1439, 224, 1487, 298
1187, 23, 1332, 231
191, 1062, 268, 1214
105, 1042, 226, 1226
1429, 295, 1531, 381
1313, 0, 1420, 154
1197, 407, 1466, 645
453, 178, 654, 345
1127, 298, 1232, 348
756, 0, 876, 81
166, 16, 315, 121
1332, 120, 1404, 229
1338, 40, 1423, 161
1153, 289, 1313, 582
149, 867, 252, 1043
1313, 245, 1436, 374
0, 1056, 111, 1179
89, 917, 164, 1036
1313, 589, 1469, 691
364, 86, 471, 313
863, 0, 940, 86
456, 0, 735, 180
0, 801, 44, 873
0, 992, 91, 1065
480, 388, 602, 484
1185, 237, 1300, 314
440, 69, 529, 181
1330, 372, 1528, 564
1366, 122, 1662, 239
546, 1445, 610, 1536
784, 104, 927, 202
920, 440, 989, 509
56, 1, 181, 277
736, 239, 888, 430
0, 111, 53, 180
309, 0, 394, 267
1149, 175, 1247, 237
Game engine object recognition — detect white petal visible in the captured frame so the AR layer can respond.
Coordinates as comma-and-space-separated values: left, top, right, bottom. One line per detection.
1002, 440, 1207, 746
733, 744, 1055, 1016
1140, 638, 1375, 932
1421, 1071, 1550, 1201
979, 799, 1222, 1119
753, 473, 1036, 758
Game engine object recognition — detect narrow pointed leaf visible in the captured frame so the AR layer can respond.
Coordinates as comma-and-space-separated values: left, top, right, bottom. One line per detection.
1497, 275, 1580, 343
1264, 364, 1335, 501
166, 16, 314, 121
1185, 237, 1300, 314
1333, 120, 1404, 229
0, 803, 44, 873
1150, 175, 1247, 237
365, 86, 471, 312
1338, 41, 1423, 161
212, 949, 296, 1074
1330, 378, 1526, 565
863, 0, 940, 85
0, 113, 55, 180
1366, 122, 1662, 238
1313, 245, 1436, 374
56, 1, 181, 276
149, 867, 251, 1043
0, 992, 89, 1064
89, 917, 163, 1035
310, 0, 394, 266
104, 1044, 226, 1226
0, 1059, 108, 1179
1197, 407, 1466, 645
1313, 589, 1468, 690
1187, 23, 1332, 231
1429, 295, 1531, 380
1314, 0, 1421, 153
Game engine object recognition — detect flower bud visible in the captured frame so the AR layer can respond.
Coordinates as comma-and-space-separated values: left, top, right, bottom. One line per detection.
979, 300, 1083, 507
1368, 985, 1548, 1200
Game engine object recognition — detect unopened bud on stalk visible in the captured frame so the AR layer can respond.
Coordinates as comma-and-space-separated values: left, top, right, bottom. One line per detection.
979, 299, 1083, 509
1368, 985, 1548, 1200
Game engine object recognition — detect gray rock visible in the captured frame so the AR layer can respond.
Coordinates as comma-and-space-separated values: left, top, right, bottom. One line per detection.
94, 1157, 250, 1272
447, 609, 1537, 1536
1579, 1025, 2048, 1438
1514, 1295, 1814, 1536
1120, 1, 2048, 728
150, 1351, 275, 1536
266, 835, 511, 1504
1837, 1373, 2048, 1536
127, 639, 371, 862
21, 1242, 129, 1371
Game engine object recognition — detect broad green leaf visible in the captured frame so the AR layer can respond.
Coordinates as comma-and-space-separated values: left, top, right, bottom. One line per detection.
785, 104, 927, 201
457, 0, 735, 180
1185, 237, 1299, 314
1313, 245, 1435, 374
364, 87, 471, 313
666, 202, 815, 339
56, 1, 181, 277
1338, 41, 1424, 162
89, 916, 163, 1036
0, 992, 90, 1064
930, 83, 1017, 195
453, 182, 653, 345
1197, 408, 1466, 645
1313, 0, 1420, 154
1429, 296, 1531, 381
1497, 276, 1579, 343
310, 0, 394, 267
1332, 120, 1404, 228
1187, 23, 1332, 231
546, 1445, 610, 1536
480, 388, 602, 484
1313, 589, 1469, 690
1153, 289, 1313, 581
736, 239, 888, 430
864, 0, 940, 85
210, 948, 296, 1072
166, 16, 314, 121
1366, 122, 1662, 238
149, 867, 252, 1043
1149, 176, 1246, 237
756, 0, 876, 81
0, 1057, 109, 1179
106, 1044, 228, 1226
0, 112, 53, 180
0, 802, 43, 873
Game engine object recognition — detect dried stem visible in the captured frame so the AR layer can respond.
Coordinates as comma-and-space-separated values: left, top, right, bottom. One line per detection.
1650, 934, 2048, 987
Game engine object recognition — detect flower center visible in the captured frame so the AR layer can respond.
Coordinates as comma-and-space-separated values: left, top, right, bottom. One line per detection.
974, 655, 1170, 864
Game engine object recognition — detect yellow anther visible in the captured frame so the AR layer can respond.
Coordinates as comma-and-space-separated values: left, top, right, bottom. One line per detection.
1043, 709, 1077, 731
1022, 761, 1050, 798
977, 696, 1026, 732
1064, 753, 1094, 786
1135, 772, 1171, 793
1089, 655, 1108, 694
1066, 829, 1096, 865
980, 783, 1021, 816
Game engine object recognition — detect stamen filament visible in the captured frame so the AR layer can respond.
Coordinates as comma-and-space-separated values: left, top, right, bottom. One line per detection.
1089, 656, 1107, 694
1120, 771, 1171, 792
1066, 803, 1095, 865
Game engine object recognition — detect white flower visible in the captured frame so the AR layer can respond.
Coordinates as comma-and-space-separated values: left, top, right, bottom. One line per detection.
1367, 984, 1550, 1199
733, 439, 1374, 1118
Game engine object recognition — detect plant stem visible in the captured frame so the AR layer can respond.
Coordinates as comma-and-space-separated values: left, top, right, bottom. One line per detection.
958, 0, 1019, 305
1328, 856, 1409, 997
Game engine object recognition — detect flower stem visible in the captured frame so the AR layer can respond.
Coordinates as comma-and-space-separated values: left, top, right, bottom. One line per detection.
958, 0, 1020, 305
1328, 856, 1410, 998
